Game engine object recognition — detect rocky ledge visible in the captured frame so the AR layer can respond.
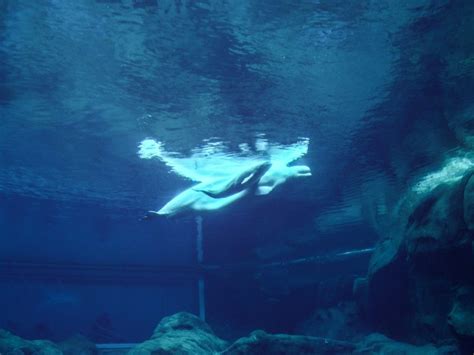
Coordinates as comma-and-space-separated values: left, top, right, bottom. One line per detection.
0, 312, 459, 354
128, 312, 456, 355
0, 330, 96, 355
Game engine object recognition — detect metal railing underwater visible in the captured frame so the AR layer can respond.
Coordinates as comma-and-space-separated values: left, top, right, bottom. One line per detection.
0, 260, 201, 284
0, 247, 374, 284
0, 246, 374, 331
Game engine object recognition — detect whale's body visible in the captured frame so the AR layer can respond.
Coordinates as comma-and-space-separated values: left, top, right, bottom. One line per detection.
138, 137, 311, 217
150, 184, 248, 217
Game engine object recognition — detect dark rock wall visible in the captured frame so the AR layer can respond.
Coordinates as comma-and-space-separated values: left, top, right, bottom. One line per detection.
354, 0, 474, 351
359, 172, 474, 348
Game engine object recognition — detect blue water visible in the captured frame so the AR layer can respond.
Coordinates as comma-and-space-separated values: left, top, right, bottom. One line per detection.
0, 0, 467, 344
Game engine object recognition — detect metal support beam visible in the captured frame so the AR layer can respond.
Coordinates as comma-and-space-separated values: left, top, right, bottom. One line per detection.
196, 215, 205, 321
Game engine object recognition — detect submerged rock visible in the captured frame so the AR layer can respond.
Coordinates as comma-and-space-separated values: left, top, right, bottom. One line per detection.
129, 313, 461, 355
448, 287, 474, 337
448, 105, 474, 150
221, 330, 355, 355
358, 166, 474, 345
404, 180, 468, 256
463, 173, 474, 230
0, 330, 97, 355
295, 302, 365, 342
354, 333, 459, 355
0, 329, 62, 355
130, 313, 357, 354
57, 335, 97, 355
128, 312, 228, 355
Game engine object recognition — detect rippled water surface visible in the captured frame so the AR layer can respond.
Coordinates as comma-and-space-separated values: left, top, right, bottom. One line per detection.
1, 1, 444, 211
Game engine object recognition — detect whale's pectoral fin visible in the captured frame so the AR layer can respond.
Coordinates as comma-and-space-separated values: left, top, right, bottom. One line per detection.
256, 186, 274, 195
192, 188, 220, 198
192, 178, 232, 199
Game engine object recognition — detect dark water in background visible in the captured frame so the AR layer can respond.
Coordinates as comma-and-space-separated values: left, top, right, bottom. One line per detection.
0, 0, 470, 343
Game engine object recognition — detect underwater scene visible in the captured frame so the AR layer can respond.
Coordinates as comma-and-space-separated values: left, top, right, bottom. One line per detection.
1, 0, 474, 354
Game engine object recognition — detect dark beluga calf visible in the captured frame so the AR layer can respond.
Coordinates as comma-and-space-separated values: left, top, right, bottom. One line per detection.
194, 161, 272, 198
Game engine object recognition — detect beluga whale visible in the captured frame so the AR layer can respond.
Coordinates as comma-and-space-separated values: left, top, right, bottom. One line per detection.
138, 136, 311, 217
252, 136, 312, 195
148, 163, 270, 217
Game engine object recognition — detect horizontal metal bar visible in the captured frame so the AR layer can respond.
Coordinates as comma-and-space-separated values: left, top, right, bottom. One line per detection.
0, 247, 373, 284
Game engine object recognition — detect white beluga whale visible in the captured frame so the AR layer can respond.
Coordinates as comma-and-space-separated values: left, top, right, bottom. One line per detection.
138, 136, 311, 217
253, 136, 312, 195
150, 184, 249, 217
150, 162, 270, 217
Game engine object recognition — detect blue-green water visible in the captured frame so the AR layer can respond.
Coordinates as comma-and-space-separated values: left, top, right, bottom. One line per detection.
0, 0, 473, 349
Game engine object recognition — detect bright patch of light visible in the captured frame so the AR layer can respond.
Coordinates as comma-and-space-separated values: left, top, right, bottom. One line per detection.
413, 156, 474, 193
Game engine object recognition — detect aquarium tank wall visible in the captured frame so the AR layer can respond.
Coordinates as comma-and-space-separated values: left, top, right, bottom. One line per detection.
0, 0, 473, 354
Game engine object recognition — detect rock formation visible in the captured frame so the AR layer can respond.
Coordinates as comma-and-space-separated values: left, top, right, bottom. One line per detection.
355, 171, 474, 351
